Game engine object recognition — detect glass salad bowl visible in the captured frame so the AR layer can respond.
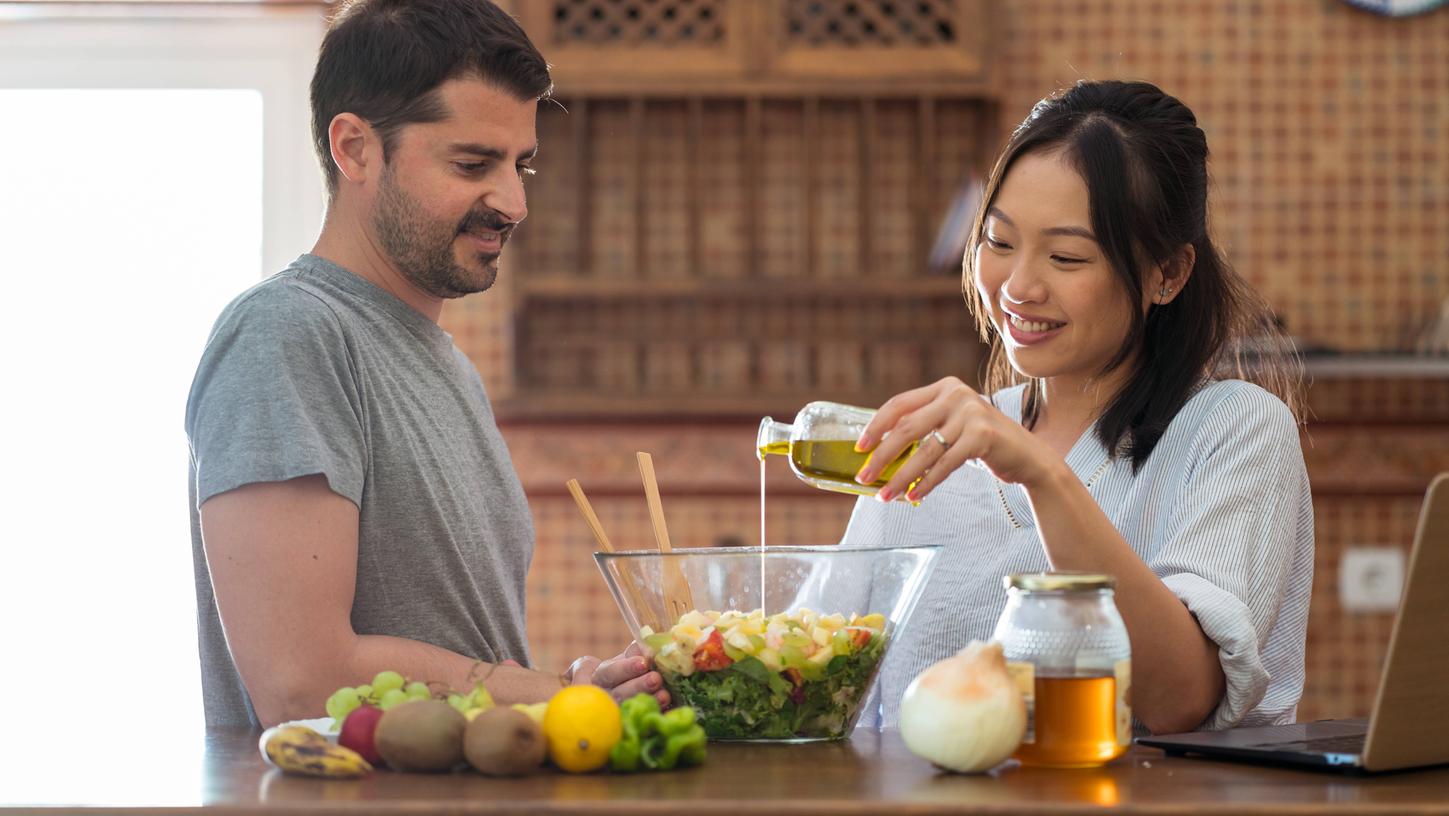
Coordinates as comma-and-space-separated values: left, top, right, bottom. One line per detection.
594, 545, 941, 742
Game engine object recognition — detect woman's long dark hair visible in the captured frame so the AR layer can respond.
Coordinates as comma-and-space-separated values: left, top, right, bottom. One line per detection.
965, 80, 1304, 470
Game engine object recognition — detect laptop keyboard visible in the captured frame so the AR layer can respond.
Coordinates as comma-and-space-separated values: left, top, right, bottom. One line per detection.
1255, 733, 1366, 754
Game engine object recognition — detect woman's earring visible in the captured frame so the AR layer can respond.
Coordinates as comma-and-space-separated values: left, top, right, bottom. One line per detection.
1158, 286, 1172, 304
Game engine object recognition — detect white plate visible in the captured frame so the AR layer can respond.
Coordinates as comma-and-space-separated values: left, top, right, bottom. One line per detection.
258, 717, 341, 761
279, 716, 340, 742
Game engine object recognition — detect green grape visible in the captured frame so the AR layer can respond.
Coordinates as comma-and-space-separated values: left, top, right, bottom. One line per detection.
405, 681, 430, 700
337, 692, 360, 718
468, 682, 495, 710
355, 684, 375, 703
372, 670, 406, 694
326, 687, 361, 721
378, 688, 408, 711
446, 693, 466, 712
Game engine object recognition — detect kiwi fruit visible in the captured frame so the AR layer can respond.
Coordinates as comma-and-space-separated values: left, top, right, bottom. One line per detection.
464, 707, 547, 777
374, 699, 466, 772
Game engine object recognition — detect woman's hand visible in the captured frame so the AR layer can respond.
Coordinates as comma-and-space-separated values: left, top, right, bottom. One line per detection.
565, 642, 670, 707
854, 376, 1061, 502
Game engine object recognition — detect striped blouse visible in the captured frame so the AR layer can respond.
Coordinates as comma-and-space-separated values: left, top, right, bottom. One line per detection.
842, 379, 1315, 732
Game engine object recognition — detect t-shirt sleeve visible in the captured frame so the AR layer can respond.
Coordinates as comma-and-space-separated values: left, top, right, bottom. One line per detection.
1149, 385, 1313, 730
185, 283, 367, 509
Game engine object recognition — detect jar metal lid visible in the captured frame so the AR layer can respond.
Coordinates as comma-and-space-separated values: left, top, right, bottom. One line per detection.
1004, 572, 1116, 591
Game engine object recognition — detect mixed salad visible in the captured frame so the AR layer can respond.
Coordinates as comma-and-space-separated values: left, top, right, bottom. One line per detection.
639, 608, 887, 740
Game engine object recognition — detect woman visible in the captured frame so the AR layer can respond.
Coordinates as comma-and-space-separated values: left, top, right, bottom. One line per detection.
846, 80, 1312, 734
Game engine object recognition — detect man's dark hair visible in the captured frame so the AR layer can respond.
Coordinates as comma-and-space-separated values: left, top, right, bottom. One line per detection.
310, 0, 552, 196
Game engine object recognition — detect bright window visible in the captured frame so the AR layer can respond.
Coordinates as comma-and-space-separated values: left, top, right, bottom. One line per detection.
0, 10, 324, 765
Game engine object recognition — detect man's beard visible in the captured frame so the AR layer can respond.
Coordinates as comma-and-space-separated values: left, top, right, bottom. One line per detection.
372, 166, 511, 299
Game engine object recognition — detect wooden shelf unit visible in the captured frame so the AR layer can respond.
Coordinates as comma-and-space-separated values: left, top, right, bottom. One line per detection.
503, 92, 993, 420
497, 1, 999, 420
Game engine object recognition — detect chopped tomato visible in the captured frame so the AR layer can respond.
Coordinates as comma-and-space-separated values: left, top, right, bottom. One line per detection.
848, 628, 872, 650
692, 629, 733, 671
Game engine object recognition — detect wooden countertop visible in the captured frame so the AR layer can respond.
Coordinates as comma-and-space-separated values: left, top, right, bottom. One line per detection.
4, 728, 1449, 815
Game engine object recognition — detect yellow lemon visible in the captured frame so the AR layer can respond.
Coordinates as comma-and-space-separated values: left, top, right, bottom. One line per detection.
542, 686, 621, 773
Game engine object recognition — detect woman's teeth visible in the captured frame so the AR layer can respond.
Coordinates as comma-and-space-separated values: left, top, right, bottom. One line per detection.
1009, 315, 1064, 333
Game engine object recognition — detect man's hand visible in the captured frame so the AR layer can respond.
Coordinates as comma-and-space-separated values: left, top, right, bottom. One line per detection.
567, 643, 669, 707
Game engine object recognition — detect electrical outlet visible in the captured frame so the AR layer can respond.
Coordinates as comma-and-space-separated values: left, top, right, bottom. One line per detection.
1339, 547, 1406, 613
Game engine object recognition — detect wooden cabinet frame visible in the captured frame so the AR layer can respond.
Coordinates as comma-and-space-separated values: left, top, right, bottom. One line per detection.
515, 0, 995, 95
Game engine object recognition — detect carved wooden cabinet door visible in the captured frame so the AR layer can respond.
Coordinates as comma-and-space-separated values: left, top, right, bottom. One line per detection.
513, 0, 993, 91
515, 0, 755, 89
758, 0, 992, 84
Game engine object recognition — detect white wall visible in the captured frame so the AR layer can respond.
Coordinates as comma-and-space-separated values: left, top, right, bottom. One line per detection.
0, 9, 326, 768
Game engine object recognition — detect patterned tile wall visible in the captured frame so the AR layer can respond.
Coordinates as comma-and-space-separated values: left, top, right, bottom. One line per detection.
991, 1, 1449, 353
443, 1, 1449, 723
1300, 493, 1423, 722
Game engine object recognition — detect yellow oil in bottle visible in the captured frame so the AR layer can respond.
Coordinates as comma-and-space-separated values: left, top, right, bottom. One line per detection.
758, 440, 790, 457
1013, 675, 1126, 768
757, 439, 919, 497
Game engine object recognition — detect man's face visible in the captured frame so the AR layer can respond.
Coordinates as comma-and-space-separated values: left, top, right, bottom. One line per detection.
371, 77, 538, 299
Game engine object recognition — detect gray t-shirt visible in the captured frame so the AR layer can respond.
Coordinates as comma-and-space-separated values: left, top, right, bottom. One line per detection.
185, 254, 534, 728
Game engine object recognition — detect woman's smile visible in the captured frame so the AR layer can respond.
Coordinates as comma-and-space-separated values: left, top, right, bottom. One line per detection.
1004, 310, 1068, 345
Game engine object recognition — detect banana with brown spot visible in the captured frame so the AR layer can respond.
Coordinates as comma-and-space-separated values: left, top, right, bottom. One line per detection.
259, 724, 373, 779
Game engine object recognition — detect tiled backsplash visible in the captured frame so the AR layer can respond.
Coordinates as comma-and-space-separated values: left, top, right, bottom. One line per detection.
992, 1, 1449, 353
1303, 492, 1424, 721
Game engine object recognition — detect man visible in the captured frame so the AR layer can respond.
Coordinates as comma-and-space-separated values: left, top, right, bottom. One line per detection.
186, 0, 658, 728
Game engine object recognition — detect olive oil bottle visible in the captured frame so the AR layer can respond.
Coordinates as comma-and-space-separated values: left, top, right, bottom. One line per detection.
757, 402, 919, 500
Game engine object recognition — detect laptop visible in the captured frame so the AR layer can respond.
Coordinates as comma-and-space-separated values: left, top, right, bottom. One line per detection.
1138, 472, 1449, 773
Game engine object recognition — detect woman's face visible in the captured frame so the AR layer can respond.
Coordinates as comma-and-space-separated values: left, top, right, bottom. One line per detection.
973, 149, 1144, 392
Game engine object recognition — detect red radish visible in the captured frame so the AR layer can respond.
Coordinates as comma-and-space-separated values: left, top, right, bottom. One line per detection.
339, 704, 386, 766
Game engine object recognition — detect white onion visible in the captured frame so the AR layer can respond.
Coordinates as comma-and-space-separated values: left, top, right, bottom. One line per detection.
899, 640, 1026, 773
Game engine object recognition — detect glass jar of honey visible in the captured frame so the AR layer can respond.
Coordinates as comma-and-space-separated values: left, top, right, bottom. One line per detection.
993, 572, 1132, 768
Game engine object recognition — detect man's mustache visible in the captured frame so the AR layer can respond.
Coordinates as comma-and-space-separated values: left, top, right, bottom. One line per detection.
457, 209, 514, 237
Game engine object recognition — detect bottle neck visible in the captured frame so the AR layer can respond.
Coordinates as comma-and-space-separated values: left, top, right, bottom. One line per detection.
756, 417, 793, 460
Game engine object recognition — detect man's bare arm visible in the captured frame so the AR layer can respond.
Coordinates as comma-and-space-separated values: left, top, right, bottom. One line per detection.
199, 475, 565, 726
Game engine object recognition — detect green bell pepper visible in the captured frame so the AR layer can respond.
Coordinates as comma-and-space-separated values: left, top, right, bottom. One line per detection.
609, 694, 707, 773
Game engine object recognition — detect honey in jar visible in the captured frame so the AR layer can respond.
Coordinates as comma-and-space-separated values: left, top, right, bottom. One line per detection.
993, 572, 1132, 768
